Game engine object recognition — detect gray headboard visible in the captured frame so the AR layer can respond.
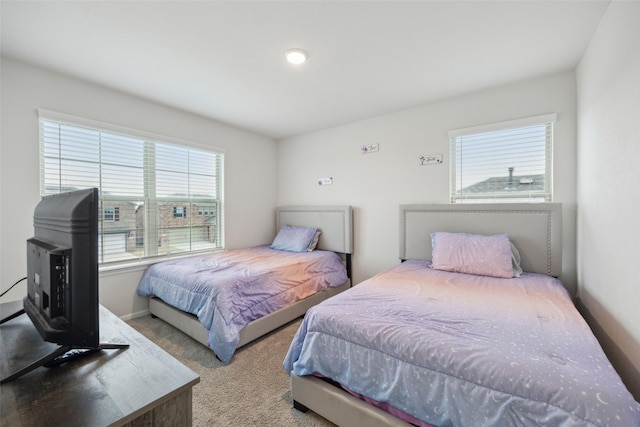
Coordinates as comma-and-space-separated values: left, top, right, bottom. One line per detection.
276, 206, 353, 254
399, 203, 562, 277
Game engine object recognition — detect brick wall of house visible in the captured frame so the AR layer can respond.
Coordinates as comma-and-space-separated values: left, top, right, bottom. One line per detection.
158, 203, 216, 228
100, 201, 137, 251
134, 202, 218, 247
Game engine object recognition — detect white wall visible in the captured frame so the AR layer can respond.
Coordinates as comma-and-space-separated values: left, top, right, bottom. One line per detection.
576, 1, 640, 396
277, 72, 578, 293
0, 58, 278, 318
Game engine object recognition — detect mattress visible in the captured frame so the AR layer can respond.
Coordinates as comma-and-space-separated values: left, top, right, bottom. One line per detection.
137, 245, 348, 363
284, 259, 640, 426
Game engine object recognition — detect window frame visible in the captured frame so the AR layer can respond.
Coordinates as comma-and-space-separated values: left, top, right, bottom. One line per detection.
449, 113, 556, 204
38, 109, 225, 268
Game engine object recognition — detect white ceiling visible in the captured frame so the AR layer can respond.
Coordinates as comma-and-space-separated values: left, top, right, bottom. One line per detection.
1, 1, 609, 140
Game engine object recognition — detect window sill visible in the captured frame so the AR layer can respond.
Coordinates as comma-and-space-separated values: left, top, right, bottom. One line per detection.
99, 248, 225, 277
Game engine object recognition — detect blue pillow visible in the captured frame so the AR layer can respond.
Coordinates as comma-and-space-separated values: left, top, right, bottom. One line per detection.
270, 225, 318, 253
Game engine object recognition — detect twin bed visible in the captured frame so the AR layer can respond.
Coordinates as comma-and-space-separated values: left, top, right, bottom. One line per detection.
137, 205, 353, 364
284, 203, 640, 427
136, 202, 639, 426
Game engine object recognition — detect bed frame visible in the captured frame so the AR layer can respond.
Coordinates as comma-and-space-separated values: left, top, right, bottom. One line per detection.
291, 202, 563, 427
149, 205, 353, 353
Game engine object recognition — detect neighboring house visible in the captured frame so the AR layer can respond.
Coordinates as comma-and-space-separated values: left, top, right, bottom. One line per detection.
100, 200, 137, 255
134, 201, 218, 249
48, 187, 218, 259
156, 202, 218, 247
458, 167, 545, 198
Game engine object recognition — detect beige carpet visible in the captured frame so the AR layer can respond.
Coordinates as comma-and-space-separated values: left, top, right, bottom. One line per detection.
127, 314, 335, 427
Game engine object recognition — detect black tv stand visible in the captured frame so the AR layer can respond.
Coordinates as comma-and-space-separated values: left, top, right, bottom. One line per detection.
43, 347, 102, 367
0, 306, 129, 384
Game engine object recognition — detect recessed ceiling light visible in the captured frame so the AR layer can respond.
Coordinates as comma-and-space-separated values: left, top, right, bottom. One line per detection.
284, 48, 308, 65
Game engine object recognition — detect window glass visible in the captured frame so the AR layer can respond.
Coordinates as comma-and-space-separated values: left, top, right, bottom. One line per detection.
40, 114, 224, 265
449, 114, 554, 203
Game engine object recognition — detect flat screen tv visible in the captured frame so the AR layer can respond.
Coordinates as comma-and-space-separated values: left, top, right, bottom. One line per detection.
26, 187, 100, 347
1, 188, 127, 384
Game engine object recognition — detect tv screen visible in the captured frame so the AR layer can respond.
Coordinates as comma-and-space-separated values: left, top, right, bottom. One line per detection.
24, 188, 100, 348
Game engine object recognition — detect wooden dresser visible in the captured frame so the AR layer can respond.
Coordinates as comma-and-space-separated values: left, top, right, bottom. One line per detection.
0, 302, 200, 427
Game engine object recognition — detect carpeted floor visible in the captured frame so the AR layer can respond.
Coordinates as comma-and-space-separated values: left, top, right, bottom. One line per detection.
127, 314, 335, 427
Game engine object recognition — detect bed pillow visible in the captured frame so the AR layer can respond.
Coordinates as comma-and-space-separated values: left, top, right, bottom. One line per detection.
271, 225, 318, 253
307, 229, 322, 251
430, 232, 514, 278
511, 242, 523, 277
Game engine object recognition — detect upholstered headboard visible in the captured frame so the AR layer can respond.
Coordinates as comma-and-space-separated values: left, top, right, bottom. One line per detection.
399, 203, 562, 277
276, 206, 353, 254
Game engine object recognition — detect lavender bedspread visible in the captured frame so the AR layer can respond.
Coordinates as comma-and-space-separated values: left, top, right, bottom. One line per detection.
137, 245, 347, 363
284, 259, 640, 426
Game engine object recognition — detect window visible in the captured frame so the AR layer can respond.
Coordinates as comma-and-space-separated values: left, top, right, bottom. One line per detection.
449, 114, 555, 203
39, 110, 224, 265
102, 207, 119, 222
197, 204, 216, 216
173, 206, 186, 218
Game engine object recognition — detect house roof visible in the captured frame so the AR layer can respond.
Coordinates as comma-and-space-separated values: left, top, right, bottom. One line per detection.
460, 174, 545, 194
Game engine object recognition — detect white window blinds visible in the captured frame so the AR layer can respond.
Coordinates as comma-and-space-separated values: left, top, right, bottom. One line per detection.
449, 114, 555, 203
39, 110, 224, 265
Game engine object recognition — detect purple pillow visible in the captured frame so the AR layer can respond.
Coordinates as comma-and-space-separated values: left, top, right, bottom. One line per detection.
430, 232, 514, 278
271, 225, 318, 253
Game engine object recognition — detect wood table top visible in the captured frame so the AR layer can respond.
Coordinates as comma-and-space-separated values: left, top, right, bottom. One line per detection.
0, 301, 200, 427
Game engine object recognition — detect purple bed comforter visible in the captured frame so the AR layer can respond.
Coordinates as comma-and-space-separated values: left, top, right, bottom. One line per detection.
137, 245, 347, 363
284, 259, 640, 426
